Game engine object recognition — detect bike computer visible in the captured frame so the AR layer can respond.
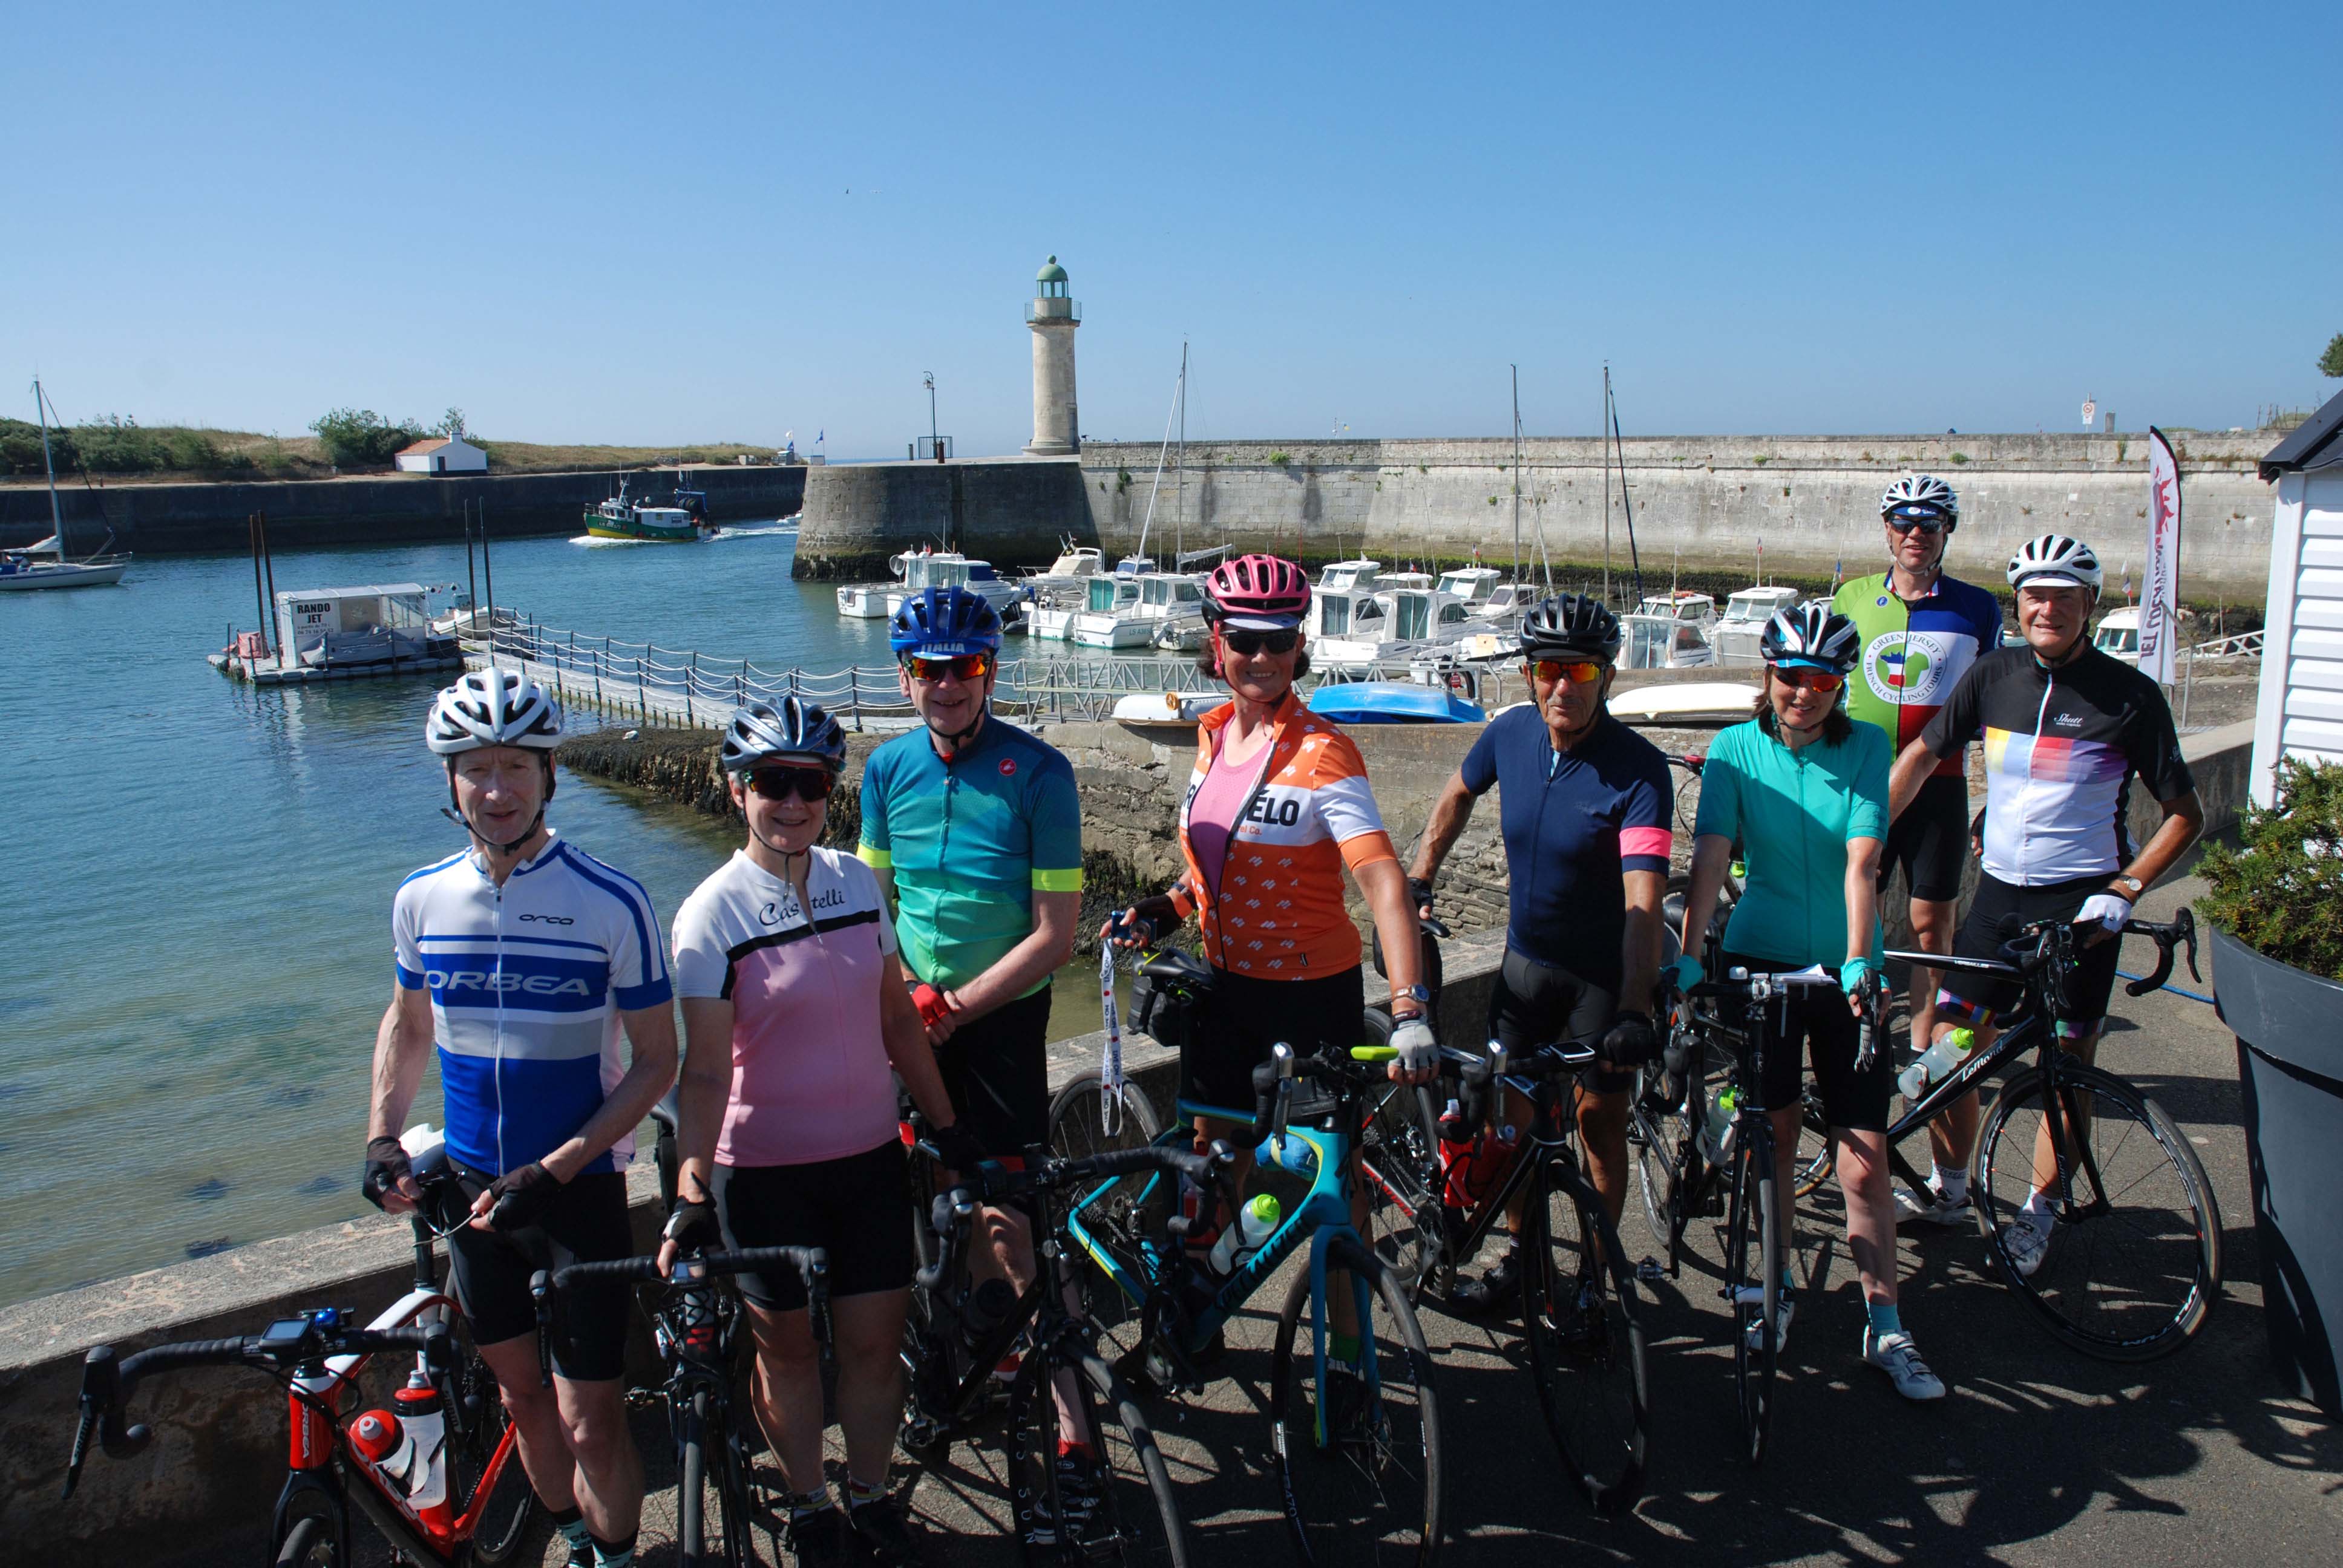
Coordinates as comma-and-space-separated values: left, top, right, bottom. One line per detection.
258, 1316, 312, 1354
671, 1258, 707, 1285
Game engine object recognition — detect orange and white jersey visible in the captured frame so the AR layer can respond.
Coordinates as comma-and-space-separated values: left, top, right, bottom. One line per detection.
1167, 691, 1398, 978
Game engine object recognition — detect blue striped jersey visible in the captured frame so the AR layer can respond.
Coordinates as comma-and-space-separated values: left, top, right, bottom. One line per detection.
393, 832, 672, 1175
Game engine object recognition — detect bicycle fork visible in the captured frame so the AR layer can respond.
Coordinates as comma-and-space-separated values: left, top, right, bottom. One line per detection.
1304, 1227, 1383, 1449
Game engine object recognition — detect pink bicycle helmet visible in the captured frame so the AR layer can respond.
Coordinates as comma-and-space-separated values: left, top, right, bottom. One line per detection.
1202, 553, 1312, 629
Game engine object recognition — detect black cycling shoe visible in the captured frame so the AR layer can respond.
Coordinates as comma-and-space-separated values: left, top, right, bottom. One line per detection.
1044, 1447, 1107, 1547
1449, 1246, 1521, 1318
847, 1494, 927, 1567
564, 1541, 595, 1568
784, 1504, 847, 1566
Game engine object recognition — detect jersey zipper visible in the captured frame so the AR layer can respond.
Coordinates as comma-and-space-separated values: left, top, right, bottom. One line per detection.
492, 867, 508, 1175
1205, 717, 1286, 971
2018, 666, 2057, 886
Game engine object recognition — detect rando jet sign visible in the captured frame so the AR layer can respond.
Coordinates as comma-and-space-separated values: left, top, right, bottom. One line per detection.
2140, 428, 2183, 686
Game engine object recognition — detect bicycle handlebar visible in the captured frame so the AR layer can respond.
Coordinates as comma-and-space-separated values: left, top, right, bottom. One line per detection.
543, 1246, 829, 1294
63, 1322, 445, 1499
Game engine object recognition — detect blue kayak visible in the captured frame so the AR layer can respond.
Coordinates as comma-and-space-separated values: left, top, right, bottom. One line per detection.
1306, 681, 1485, 724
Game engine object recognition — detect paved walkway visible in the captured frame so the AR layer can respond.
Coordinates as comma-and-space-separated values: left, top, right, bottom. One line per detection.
174, 875, 2342, 1566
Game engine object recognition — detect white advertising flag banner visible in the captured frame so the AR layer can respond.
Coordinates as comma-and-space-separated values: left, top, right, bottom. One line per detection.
2140, 427, 2183, 685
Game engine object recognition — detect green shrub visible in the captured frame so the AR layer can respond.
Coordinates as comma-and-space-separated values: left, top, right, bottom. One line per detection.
2198, 757, 2343, 980
310, 407, 426, 468
1268, 451, 1290, 466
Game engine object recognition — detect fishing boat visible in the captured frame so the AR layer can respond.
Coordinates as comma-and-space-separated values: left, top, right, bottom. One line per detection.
2, 380, 132, 591
583, 478, 710, 543
1306, 679, 1484, 724
1710, 585, 1802, 665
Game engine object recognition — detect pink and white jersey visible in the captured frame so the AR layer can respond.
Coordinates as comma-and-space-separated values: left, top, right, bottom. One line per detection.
670, 848, 902, 1168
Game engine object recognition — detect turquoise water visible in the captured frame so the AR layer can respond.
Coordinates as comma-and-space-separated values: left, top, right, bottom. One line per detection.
0, 526, 965, 1305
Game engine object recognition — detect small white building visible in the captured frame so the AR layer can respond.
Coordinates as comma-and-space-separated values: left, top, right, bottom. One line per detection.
395, 436, 488, 474
2249, 389, 2343, 806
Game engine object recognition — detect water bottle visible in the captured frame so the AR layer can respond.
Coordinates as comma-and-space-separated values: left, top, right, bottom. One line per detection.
382, 1375, 450, 1519
1700, 1087, 1739, 1162
1437, 1096, 1469, 1146
1208, 1194, 1282, 1275
1899, 1027, 1977, 1100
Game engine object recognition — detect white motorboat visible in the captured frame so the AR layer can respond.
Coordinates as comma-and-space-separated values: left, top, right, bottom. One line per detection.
2, 381, 131, 592
1112, 690, 1230, 734
1027, 540, 1106, 582
1434, 567, 1534, 628
882, 550, 1033, 626
1711, 585, 1803, 665
1152, 614, 1209, 653
1314, 578, 1476, 667
1032, 573, 1155, 648
836, 582, 893, 618
1610, 681, 1763, 725
210, 583, 464, 684
1317, 558, 1384, 593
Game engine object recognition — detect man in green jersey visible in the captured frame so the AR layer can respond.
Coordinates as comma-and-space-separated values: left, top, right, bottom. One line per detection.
1831, 475, 2004, 1225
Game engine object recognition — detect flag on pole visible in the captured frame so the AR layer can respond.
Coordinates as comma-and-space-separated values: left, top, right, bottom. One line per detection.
1830, 557, 1843, 594
2140, 428, 2183, 685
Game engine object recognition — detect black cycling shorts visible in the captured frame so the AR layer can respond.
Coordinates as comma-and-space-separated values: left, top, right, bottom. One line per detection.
1879, 773, 1970, 904
437, 1161, 632, 1382
936, 984, 1053, 1162
715, 1141, 916, 1313
1487, 946, 1631, 1094
1716, 950, 1891, 1132
1181, 964, 1366, 1117
1943, 872, 2122, 1033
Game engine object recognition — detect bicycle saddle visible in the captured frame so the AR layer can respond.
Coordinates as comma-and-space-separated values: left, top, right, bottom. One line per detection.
1138, 946, 1212, 987
649, 1086, 681, 1133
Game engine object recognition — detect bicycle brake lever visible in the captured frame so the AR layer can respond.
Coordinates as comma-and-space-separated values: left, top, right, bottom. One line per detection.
2178, 908, 2201, 984
61, 1403, 95, 1500
528, 1269, 553, 1389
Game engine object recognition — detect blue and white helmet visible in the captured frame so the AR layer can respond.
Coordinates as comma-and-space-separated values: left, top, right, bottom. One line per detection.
889, 586, 1003, 658
722, 696, 847, 774
1881, 474, 1959, 525
1758, 603, 1861, 675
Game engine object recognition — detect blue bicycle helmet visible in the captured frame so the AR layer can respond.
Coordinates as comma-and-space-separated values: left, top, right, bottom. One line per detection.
889, 585, 1003, 658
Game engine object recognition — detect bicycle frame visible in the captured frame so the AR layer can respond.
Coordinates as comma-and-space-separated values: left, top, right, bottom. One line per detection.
1064, 1085, 1384, 1432
1404, 1062, 1585, 1287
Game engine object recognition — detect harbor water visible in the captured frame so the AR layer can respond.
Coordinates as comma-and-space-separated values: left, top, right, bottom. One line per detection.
0, 526, 1135, 1306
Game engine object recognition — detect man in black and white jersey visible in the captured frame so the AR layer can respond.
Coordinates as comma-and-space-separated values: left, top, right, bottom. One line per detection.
1884, 534, 2202, 1272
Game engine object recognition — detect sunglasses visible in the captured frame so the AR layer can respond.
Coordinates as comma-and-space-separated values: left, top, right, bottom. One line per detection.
742, 764, 835, 803
902, 652, 994, 682
1221, 629, 1300, 656
1886, 513, 1950, 535
1530, 658, 1607, 685
1772, 667, 1845, 693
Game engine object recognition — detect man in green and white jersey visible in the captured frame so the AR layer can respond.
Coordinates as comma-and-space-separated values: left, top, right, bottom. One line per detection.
1832, 475, 2004, 1224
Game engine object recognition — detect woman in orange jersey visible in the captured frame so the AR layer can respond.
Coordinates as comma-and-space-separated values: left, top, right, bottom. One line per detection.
1106, 554, 1434, 1200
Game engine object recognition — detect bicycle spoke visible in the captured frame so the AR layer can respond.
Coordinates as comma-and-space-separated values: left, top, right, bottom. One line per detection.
1522, 1157, 1648, 1515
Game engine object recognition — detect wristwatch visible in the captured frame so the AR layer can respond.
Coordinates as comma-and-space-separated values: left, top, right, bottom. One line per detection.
2109, 875, 2145, 898
1394, 984, 1433, 1009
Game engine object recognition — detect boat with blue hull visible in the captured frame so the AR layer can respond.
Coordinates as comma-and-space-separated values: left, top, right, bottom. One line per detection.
1306, 680, 1484, 724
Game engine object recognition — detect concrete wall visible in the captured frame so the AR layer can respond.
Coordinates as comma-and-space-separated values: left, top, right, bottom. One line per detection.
1073, 433, 2278, 602
0, 466, 808, 555
791, 457, 1093, 580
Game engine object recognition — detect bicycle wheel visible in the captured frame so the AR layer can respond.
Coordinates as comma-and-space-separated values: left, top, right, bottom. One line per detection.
677, 1387, 715, 1567
1358, 1077, 1442, 1299
1629, 1064, 1691, 1259
1791, 1088, 1835, 1200
1049, 1068, 1165, 1162
1519, 1152, 1648, 1516
1269, 1234, 1443, 1567
1975, 1062, 2221, 1361
274, 1516, 335, 1568
448, 1340, 548, 1567
1007, 1344, 1190, 1566
1722, 1130, 1779, 1466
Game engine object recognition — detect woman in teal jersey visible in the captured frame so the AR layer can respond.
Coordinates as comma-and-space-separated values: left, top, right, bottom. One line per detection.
1679, 605, 1945, 1402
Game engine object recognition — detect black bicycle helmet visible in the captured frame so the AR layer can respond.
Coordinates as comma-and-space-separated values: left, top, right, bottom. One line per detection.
1518, 593, 1623, 661
1758, 603, 1861, 674
721, 696, 847, 774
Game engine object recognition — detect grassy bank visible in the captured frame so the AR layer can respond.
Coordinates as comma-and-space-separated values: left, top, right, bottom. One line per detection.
0, 418, 787, 486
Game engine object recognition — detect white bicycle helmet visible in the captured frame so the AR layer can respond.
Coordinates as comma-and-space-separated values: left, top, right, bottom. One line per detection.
2007, 534, 2103, 593
722, 696, 847, 774
1881, 474, 1959, 524
426, 667, 564, 756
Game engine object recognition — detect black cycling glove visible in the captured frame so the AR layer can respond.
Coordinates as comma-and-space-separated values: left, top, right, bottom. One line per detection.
362, 1135, 413, 1212
1597, 1010, 1658, 1068
482, 1161, 560, 1232
663, 1197, 721, 1255
931, 1121, 990, 1176
1407, 876, 1436, 917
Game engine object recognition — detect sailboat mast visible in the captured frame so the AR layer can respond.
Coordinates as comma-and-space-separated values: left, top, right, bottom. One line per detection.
1176, 341, 1187, 562
1510, 365, 1521, 584
1131, 359, 1183, 565
34, 379, 67, 558
1601, 366, 1613, 608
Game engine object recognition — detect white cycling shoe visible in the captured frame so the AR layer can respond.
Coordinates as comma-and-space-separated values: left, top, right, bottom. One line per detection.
1732, 1285, 1794, 1351
1893, 1180, 1974, 1227
1863, 1327, 1947, 1401
2004, 1214, 2054, 1278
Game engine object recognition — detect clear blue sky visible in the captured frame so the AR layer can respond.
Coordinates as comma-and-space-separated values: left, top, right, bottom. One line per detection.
8, 1, 2336, 454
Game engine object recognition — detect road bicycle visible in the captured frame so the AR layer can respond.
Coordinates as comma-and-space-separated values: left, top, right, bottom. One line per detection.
530, 1244, 828, 1568
899, 1128, 1211, 1564
1063, 1006, 1444, 1567
1359, 1034, 1651, 1516
1878, 912, 2220, 1361
63, 1129, 543, 1566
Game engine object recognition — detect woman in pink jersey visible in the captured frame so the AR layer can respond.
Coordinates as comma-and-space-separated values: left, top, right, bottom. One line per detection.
663, 697, 977, 1564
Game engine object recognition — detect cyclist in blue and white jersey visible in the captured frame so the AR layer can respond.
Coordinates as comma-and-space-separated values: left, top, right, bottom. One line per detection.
362, 668, 678, 1568
1886, 535, 2201, 1273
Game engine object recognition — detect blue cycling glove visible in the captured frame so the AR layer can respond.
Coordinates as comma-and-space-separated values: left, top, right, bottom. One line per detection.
1667, 955, 1705, 992
1840, 956, 1876, 996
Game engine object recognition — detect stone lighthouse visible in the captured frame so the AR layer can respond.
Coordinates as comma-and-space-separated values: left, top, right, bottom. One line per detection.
1023, 255, 1080, 456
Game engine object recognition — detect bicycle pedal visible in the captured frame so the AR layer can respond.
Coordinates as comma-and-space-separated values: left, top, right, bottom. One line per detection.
1636, 1257, 1666, 1284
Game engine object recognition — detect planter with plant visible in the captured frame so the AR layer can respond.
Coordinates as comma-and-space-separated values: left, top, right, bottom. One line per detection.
2201, 756, 2343, 1417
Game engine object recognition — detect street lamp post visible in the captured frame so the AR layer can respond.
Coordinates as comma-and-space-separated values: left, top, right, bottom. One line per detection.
923, 372, 939, 460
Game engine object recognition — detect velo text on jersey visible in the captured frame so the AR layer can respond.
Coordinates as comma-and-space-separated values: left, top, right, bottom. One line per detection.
393, 832, 672, 1175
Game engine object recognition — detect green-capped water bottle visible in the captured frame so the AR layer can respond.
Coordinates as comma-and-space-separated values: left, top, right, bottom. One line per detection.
1208, 1193, 1282, 1275
1899, 1026, 1976, 1100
